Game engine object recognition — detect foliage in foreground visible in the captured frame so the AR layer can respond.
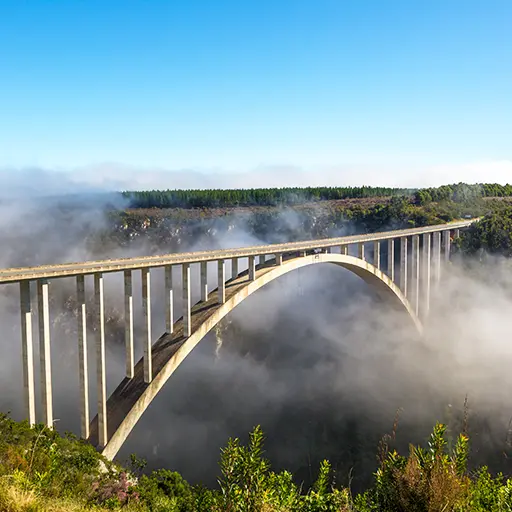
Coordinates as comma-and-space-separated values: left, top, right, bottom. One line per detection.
1, 413, 512, 511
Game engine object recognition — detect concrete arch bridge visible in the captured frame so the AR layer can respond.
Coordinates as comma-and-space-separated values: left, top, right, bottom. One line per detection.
0, 219, 475, 459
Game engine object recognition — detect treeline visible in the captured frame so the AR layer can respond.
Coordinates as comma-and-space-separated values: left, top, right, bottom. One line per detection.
414, 183, 512, 204
122, 183, 512, 209
122, 186, 413, 209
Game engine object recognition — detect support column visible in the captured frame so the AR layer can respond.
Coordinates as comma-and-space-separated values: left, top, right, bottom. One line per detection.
411, 235, 420, 316
454, 228, 460, 239
400, 237, 408, 297
183, 264, 191, 337
94, 273, 107, 449
218, 260, 226, 304
373, 241, 380, 270
387, 239, 395, 282
358, 243, 365, 261
422, 233, 431, 319
20, 281, 36, 426
248, 256, 256, 281
433, 232, 441, 284
200, 262, 208, 301
275, 253, 283, 265
443, 230, 451, 263
259, 255, 265, 266
165, 266, 174, 333
76, 275, 89, 439
37, 279, 53, 428
231, 258, 238, 278
142, 268, 152, 383
124, 270, 134, 378
340, 245, 348, 255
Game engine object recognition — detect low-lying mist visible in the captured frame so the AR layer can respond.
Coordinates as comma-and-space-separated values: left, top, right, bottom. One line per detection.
0, 193, 511, 492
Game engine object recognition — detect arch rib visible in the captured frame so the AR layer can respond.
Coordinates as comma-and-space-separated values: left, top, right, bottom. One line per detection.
89, 253, 421, 460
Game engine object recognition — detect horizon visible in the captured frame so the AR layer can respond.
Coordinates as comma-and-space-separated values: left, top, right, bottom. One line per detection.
1, 1, 511, 190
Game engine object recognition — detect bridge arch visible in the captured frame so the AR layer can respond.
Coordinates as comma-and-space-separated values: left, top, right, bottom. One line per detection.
95, 252, 421, 460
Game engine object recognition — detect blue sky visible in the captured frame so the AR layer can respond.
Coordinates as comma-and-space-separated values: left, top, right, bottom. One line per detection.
0, 0, 511, 188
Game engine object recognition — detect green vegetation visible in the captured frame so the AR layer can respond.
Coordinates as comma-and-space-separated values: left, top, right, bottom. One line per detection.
121, 187, 414, 209
121, 183, 512, 210
1, 413, 511, 511
458, 206, 512, 257
414, 183, 512, 205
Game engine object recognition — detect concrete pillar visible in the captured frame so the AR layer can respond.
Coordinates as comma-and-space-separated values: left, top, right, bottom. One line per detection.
358, 243, 365, 261
373, 241, 380, 270
387, 239, 395, 282
275, 253, 283, 265
94, 273, 107, 449
433, 232, 441, 284
454, 228, 460, 239
76, 275, 89, 439
443, 230, 451, 263
20, 281, 36, 426
299, 250, 307, 257
248, 256, 256, 281
200, 261, 208, 301
340, 245, 348, 255
183, 263, 191, 337
142, 268, 152, 383
218, 260, 226, 304
259, 255, 265, 266
37, 279, 53, 428
231, 258, 239, 278
124, 270, 134, 378
165, 266, 174, 333
422, 233, 431, 319
400, 237, 408, 297
411, 235, 420, 316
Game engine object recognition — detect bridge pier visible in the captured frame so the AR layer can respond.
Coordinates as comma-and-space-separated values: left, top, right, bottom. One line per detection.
200, 262, 208, 301
183, 263, 191, 337
443, 230, 451, 263
400, 237, 408, 296
259, 255, 265, 266
94, 273, 107, 449
275, 253, 283, 265
433, 232, 441, 284
142, 269, 152, 383
124, 271, 135, 378
165, 266, 174, 333
76, 275, 90, 439
358, 243, 365, 261
218, 260, 226, 304
373, 241, 380, 269
37, 279, 53, 428
231, 257, 239, 278
411, 235, 420, 316
248, 256, 256, 280
20, 281, 36, 426
422, 233, 431, 319
387, 239, 395, 282
340, 245, 348, 255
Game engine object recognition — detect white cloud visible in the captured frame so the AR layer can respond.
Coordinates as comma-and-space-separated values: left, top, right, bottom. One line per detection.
1, 159, 511, 196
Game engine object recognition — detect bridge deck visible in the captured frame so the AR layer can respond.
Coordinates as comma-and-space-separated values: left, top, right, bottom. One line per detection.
0, 219, 475, 283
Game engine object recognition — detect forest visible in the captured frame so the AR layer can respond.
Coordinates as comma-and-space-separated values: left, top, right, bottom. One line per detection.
121, 183, 512, 209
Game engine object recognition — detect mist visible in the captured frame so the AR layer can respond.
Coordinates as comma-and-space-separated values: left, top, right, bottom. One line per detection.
0, 185, 511, 493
